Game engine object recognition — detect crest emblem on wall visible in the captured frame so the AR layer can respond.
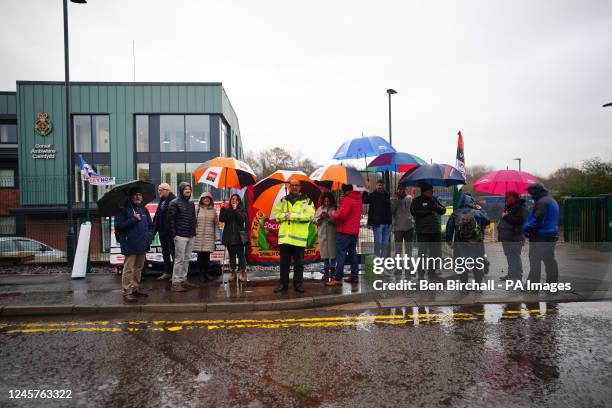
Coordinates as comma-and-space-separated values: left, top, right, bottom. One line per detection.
34, 112, 53, 136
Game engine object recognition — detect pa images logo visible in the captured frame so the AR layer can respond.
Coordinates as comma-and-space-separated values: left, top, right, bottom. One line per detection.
34, 112, 53, 136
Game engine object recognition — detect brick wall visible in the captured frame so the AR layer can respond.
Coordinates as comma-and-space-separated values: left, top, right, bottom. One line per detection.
0, 189, 19, 216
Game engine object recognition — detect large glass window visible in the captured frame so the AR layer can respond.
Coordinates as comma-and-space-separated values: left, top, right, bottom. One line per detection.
160, 115, 185, 152
0, 124, 17, 144
74, 115, 110, 153
161, 163, 203, 199
137, 163, 150, 182
136, 115, 149, 152
74, 116, 92, 152
220, 120, 228, 156
185, 163, 204, 198
0, 169, 15, 188
186, 115, 210, 152
93, 115, 110, 152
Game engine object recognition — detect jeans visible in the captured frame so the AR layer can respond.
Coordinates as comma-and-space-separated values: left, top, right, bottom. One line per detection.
279, 244, 304, 288
416, 232, 442, 278
227, 244, 246, 271
394, 229, 414, 259
159, 234, 175, 275
122, 253, 145, 294
172, 236, 194, 284
334, 233, 359, 281
373, 224, 392, 257
323, 258, 336, 269
528, 241, 558, 284
454, 242, 486, 284
502, 241, 524, 280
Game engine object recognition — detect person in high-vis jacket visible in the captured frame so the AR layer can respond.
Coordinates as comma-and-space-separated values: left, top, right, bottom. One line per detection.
272, 179, 316, 293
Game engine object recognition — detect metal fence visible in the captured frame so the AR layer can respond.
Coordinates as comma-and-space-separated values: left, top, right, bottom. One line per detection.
563, 195, 611, 243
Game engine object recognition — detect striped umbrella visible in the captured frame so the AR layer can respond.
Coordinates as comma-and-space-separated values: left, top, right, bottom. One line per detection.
367, 152, 427, 173
193, 157, 256, 189
399, 163, 466, 187
252, 170, 322, 218
309, 164, 365, 190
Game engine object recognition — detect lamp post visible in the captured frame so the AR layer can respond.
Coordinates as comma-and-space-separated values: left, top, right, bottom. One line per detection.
513, 157, 522, 172
64, 0, 87, 264
386, 89, 397, 146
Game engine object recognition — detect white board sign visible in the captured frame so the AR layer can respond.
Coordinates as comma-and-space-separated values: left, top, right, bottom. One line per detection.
71, 222, 91, 279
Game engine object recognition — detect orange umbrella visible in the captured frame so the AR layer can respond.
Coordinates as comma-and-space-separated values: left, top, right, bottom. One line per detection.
193, 157, 256, 189
252, 171, 322, 218
309, 164, 365, 190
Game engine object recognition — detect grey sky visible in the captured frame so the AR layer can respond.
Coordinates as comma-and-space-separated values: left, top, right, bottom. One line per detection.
1, 0, 611, 176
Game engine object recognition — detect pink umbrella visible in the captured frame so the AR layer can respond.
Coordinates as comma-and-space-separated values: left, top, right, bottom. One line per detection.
473, 170, 541, 195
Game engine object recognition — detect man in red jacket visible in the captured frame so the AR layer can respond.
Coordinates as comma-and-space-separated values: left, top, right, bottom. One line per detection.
326, 184, 363, 286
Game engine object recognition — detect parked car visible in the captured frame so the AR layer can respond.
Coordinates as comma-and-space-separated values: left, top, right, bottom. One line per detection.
0, 237, 67, 263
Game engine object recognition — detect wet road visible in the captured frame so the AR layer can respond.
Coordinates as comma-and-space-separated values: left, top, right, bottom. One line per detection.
1, 301, 611, 408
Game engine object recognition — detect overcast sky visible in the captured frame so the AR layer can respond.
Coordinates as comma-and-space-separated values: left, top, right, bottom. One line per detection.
1, 0, 611, 176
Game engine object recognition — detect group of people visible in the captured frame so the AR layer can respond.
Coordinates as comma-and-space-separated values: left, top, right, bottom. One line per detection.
115, 182, 248, 302
114, 176, 561, 302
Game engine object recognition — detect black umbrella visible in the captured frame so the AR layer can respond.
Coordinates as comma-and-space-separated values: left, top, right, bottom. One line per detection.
399, 163, 465, 187
97, 180, 156, 217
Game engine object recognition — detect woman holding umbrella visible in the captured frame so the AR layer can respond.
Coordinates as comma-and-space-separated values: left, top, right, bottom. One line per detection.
314, 192, 337, 281
219, 193, 248, 284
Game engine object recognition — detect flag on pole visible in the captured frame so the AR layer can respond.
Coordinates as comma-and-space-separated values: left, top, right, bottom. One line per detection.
455, 131, 466, 185
452, 131, 466, 210
79, 155, 115, 186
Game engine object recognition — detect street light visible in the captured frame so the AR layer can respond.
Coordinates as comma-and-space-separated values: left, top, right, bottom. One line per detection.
386, 89, 397, 146
64, 0, 87, 264
513, 157, 522, 172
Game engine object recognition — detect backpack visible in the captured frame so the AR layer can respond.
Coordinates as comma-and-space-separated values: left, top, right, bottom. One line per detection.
455, 211, 481, 242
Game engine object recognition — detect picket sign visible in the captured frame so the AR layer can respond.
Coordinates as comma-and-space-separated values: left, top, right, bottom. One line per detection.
71, 222, 91, 279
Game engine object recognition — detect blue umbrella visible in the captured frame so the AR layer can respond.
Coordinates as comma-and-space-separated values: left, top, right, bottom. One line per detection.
333, 136, 396, 160
399, 163, 466, 187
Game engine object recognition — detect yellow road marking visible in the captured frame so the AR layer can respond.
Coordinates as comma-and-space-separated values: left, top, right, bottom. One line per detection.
1, 305, 609, 335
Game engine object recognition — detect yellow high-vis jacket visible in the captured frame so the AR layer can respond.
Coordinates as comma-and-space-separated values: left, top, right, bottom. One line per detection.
272, 194, 316, 247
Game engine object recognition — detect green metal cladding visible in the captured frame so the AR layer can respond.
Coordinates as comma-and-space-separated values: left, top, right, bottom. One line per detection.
14, 81, 241, 205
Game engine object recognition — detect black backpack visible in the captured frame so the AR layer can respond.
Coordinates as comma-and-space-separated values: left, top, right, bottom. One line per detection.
455, 211, 481, 242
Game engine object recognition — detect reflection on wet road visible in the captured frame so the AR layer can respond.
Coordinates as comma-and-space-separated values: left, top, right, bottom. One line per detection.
1, 301, 611, 407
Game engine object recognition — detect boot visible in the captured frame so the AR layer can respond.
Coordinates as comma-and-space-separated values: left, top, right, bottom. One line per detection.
239, 268, 248, 283
228, 269, 238, 285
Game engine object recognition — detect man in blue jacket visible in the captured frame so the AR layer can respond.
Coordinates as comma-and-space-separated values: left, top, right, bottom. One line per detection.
524, 183, 559, 287
115, 187, 153, 302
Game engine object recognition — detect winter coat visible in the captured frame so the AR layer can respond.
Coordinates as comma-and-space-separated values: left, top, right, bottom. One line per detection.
410, 194, 446, 234
314, 205, 337, 259
152, 192, 176, 237
219, 203, 247, 246
333, 191, 363, 236
115, 201, 153, 256
445, 193, 490, 243
167, 182, 197, 238
524, 183, 559, 241
193, 194, 218, 252
363, 190, 392, 227
391, 194, 415, 231
498, 198, 528, 242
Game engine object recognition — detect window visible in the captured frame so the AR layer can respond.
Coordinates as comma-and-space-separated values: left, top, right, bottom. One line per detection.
0, 217, 16, 235
17, 239, 45, 252
137, 163, 150, 182
220, 120, 228, 156
0, 238, 18, 252
159, 115, 211, 153
0, 169, 15, 188
74, 115, 110, 153
186, 115, 210, 152
93, 116, 110, 152
74, 116, 91, 152
160, 115, 185, 152
0, 124, 17, 144
136, 115, 149, 152
161, 163, 202, 199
